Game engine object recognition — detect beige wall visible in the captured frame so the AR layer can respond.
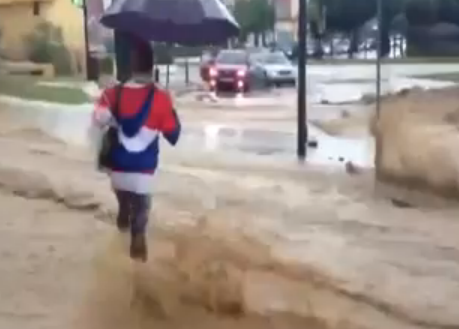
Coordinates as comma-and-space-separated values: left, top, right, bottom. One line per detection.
0, 0, 84, 67
276, 20, 295, 33
43, 0, 84, 50
290, 0, 298, 20
43, 0, 85, 72
0, 3, 42, 59
274, 0, 298, 40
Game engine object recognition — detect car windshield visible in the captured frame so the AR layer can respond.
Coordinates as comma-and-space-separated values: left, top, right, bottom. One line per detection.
254, 52, 290, 64
215, 51, 247, 64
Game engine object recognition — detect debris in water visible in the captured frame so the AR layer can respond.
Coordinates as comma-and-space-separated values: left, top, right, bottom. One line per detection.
391, 199, 413, 208
307, 139, 318, 148
345, 161, 360, 175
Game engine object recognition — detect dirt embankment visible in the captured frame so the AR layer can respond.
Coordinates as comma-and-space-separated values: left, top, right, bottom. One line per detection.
372, 86, 459, 205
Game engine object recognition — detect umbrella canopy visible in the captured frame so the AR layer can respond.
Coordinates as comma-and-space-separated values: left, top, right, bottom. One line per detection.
100, 0, 240, 45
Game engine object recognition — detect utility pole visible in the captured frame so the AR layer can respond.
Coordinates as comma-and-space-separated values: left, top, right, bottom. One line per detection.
375, 0, 382, 117
296, 0, 307, 160
79, 0, 93, 80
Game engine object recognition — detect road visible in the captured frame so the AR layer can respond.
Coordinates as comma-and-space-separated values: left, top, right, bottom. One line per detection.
161, 62, 458, 103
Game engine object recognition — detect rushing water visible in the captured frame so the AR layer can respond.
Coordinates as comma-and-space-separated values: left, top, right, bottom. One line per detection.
1, 71, 459, 329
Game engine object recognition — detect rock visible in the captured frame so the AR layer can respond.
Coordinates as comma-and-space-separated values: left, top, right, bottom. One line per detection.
391, 199, 413, 208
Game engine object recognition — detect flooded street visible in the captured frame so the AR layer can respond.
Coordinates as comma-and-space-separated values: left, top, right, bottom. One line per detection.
1, 67, 459, 329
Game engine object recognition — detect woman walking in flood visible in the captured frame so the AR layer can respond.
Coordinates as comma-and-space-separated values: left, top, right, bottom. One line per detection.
91, 38, 181, 262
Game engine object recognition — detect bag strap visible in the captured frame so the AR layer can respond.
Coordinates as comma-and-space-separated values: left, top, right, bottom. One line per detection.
144, 84, 156, 113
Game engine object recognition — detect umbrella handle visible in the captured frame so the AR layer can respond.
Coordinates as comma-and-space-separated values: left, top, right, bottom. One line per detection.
165, 43, 171, 89
154, 67, 160, 83
166, 64, 170, 89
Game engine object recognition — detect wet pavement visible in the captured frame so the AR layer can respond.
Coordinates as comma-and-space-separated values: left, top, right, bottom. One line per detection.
0, 95, 374, 171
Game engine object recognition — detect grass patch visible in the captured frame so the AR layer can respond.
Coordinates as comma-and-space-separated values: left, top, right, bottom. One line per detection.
0, 75, 90, 104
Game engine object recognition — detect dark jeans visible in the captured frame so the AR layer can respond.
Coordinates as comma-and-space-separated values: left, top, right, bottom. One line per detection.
114, 190, 151, 235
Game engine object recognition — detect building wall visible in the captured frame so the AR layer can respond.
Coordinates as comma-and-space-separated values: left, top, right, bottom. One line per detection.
274, 0, 298, 42
43, 0, 84, 51
0, 2, 43, 59
275, 0, 297, 20
42, 0, 85, 72
0, 0, 84, 66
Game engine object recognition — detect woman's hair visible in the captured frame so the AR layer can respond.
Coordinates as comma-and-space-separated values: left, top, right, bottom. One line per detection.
130, 37, 154, 74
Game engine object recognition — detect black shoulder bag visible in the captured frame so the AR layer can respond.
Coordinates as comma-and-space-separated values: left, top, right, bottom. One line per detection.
98, 83, 124, 170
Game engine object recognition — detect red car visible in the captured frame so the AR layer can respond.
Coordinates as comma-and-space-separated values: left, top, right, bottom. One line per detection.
205, 49, 256, 93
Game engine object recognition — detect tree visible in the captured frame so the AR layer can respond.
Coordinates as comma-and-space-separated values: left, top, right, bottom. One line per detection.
233, 0, 275, 46
309, 0, 376, 57
249, 0, 275, 45
308, 0, 415, 57
436, 0, 459, 25
308, 0, 327, 57
405, 0, 438, 25
233, 0, 252, 42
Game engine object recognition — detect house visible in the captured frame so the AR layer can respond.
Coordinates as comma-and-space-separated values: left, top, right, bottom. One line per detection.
274, 0, 297, 45
0, 0, 85, 65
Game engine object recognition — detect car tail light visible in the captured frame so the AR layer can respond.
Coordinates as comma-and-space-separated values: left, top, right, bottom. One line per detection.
237, 69, 246, 77
209, 67, 218, 77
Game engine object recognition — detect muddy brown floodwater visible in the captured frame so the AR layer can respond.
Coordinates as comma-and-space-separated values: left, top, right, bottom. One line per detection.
1, 98, 459, 329
0, 106, 327, 329
0, 130, 322, 329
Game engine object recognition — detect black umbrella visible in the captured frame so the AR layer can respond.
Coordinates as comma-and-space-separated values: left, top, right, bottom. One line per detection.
100, 0, 240, 45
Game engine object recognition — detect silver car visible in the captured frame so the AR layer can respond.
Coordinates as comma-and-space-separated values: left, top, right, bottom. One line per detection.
250, 51, 297, 86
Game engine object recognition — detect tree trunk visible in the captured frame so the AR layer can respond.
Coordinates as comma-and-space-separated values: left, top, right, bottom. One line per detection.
254, 32, 260, 47
330, 35, 335, 56
313, 36, 324, 59
348, 30, 359, 59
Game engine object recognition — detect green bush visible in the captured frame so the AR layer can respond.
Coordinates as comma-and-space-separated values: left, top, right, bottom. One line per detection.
24, 21, 73, 75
